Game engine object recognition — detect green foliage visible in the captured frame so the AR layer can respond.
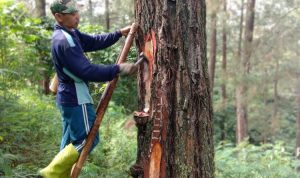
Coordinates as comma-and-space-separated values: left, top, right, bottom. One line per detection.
1, 0, 299, 177
79, 102, 137, 178
216, 141, 300, 178
0, 2, 138, 176
0, 89, 137, 177
0, 0, 53, 93
0, 89, 61, 177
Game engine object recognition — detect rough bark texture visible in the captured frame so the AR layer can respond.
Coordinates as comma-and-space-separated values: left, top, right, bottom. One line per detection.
131, 0, 214, 178
236, 0, 255, 144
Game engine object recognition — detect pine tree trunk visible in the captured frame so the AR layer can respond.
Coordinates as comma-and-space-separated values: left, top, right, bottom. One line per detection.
220, 0, 227, 141
34, 0, 49, 95
271, 58, 279, 136
105, 0, 110, 31
34, 0, 46, 17
208, 10, 217, 94
131, 0, 214, 178
236, 0, 255, 144
88, 0, 93, 23
235, 0, 246, 144
296, 85, 300, 160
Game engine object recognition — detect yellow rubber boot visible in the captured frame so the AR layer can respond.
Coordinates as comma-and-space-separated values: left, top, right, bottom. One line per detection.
60, 167, 72, 178
39, 144, 79, 178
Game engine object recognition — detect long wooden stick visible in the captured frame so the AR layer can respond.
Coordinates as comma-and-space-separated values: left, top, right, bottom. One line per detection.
71, 23, 138, 178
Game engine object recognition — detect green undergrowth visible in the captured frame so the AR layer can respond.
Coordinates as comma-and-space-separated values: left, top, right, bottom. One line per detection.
0, 89, 137, 177
1, 89, 300, 177
216, 141, 300, 178
0, 89, 61, 177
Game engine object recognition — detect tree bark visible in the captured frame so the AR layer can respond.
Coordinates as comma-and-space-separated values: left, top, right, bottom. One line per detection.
235, 0, 245, 144
34, 0, 46, 17
296, 85, 300, 160
271, 58, 279, 136
236, 0, 251, 144
131, 1, 214, 178
105, 0, 110, 31
88, 0, 93, 23
237, 0, 255, 143
220, 0, 227, 141
236, 0, 255, 144
208, 8, 217, 94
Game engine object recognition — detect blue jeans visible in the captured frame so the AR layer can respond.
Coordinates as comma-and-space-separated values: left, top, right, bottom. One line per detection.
57, 103, 99, 153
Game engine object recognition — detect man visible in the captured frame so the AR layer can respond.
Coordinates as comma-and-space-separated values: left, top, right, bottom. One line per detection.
39, 0, 137, 177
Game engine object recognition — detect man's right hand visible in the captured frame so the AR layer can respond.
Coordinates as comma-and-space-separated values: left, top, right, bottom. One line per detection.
119, 63, 138, 75
120, 26, 131, 36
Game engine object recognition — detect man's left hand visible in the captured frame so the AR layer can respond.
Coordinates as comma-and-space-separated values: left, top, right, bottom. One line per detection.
120, 26, 131, 36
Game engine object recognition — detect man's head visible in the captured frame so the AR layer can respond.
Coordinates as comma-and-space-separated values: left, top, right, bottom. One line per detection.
50, 0, 78, 15
50, 0, 80, 30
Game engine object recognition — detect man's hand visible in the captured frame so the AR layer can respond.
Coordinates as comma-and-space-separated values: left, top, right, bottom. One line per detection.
119, 63, 137, 75
120, 26, 131, 36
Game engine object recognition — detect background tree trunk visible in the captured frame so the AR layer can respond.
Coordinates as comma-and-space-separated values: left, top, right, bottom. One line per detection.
131, 0, 214, 177
34, 0, 49, 95
88, 0, 93, 23
236, 0, 255, 144
296, 84, 300, 160
208, 6, 218, 94
235, 0, 245, 144
34, 0, 45, 17
220, 0, 227, 141
271, 58, 279, 136
105, 0, 110, 31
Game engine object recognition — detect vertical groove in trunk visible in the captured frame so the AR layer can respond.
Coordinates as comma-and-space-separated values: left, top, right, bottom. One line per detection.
132, 0, 214, 177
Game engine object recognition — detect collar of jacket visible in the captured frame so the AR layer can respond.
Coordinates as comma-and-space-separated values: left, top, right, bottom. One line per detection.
54, 23, 76, 37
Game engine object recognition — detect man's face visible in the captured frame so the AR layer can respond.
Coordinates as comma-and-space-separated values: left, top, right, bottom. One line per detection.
55, 12, 80, 30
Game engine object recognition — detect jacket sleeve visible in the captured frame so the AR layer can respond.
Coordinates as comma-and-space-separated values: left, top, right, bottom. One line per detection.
61, 45, 120, 82
76, 30, 122, 52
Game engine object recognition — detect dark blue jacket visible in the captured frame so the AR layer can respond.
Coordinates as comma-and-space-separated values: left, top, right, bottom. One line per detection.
51, 24, 121, 106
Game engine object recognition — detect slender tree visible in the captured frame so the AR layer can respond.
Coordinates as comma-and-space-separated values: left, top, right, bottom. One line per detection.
236, 0, 255, 144
208, 0, 218, 94
271, 57, 279, 135
236, 0, 255, 143
105, 0, 110, 31
296, 84, 300, 160
220, 0, 227, 141
88, 0, 93, 22
131, 0, 214, 177
34, 0, 50, 95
